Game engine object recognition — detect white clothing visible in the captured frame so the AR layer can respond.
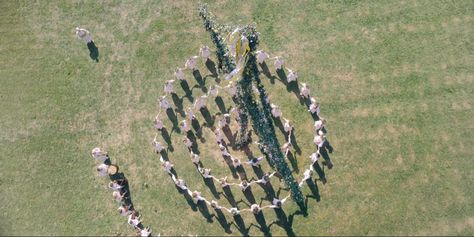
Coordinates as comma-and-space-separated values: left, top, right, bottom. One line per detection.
217, 117, 227, 128
172, 175, 187, 190
118, 206, 132, 217
185, 56, 198, 70
283, 119, 292, 133
128, 214, 141, 227
97, 164, 109, 177
185, 107, 195, 120
256, 50, 269, 64
200, 46, 211, 60
314, 120, 323, 131
313, 135, 325, 148
210, 200, 222, 209
109, 181, 123, 191
214, 129, 224, 143
287, 70, 298, 83
299, 168, 314, 187
191, 152, 200, 164
174, 68, 186, 81
153, 139, 165, 152
271, 104, 282, 118
140, 227, 152, 237
162, 161, 173, 173
194, 96, 207, 110
246, 156, 264, 167
309, 103, 320, 115
75, 27, 92, 43
274, 57, 284, 70
91, 147, 107, 162
180, 120, 191, 132
183, 137, 193, 148
229, 208, 240, 216
112, 191, 123, 202
154, 116, 164, 130
208, 85, 219, 97
232, 158, 242, 168
200, 168, 212, 179
239, 181, 250, 191
300, 83, 310, 98
159, 96, 171, 109
192, 191, 205, 203
251, 204, 261, 214
310, 151, 320, 164
164, 80, 175, 94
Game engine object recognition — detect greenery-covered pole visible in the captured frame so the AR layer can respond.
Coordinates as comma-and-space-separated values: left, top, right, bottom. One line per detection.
198, 5, 250, 148
198, 5, 304, 207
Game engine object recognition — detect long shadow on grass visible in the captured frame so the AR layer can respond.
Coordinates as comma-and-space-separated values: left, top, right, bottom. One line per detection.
213, 208, 232, 233
205, 59, 218, 80
180, 80, 194, 102
87, 41, 99, 62
193, 70, 207, 93
260, 62, 276, 84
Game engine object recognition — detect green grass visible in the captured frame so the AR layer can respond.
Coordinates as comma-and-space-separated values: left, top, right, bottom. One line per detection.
1, 0, 473, 235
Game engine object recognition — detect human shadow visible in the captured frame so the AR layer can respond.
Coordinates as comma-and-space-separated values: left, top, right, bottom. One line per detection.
204, 177, 220, 199
213, 208, 232, 234
197, 201, 213, 223
268, 208, 295, 237
87, 41, 99, 62
180, 80, 194, 102
161, 128, 174, 152
305, 178, 321, 202
232, 214, 250, 237
200, 107, 214, 127
289, 132, 301, 155
286, 151, 299, 174
243, 187, 256, 204
193, 70, 207, 93
276, 69, 287, 84
215, 96, 227, 114
312, 161, 327, 185
182, 189, 198, 212
272, 117, 285, 136
259, 62, 276, 84
171, 93, 184, 116
253, 212, 271, 236
166, 108, 178, 129
205, 59, 218, 79
251, 165, 265, 180
191, 119, 203, 139
222, 155, 239, 179
236, 166, 248, 181
319, 146, 333, 169
186, 131, 200, 155
222, 186, 238, 207
222, 126, 236, 148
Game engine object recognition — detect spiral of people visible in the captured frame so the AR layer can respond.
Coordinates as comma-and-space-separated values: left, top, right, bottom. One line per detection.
83, 24, 335, 236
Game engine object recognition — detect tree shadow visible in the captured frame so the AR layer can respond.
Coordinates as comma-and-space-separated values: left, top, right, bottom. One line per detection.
200, 107, 214, 127
161, 128, 173, 152
166, 108, 178, 129
193, 70, 207, 93
180, 80, 194, 102
214, 209, 232, 234
215, 96, 227, 114
205, 59, 218, 79
87, 41, 99, 62
286, 151, 299, 174
204, 177, 220, 199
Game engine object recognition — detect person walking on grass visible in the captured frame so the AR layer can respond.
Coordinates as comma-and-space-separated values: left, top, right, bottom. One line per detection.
153, 115, 165, 130
75, 27, 92, 43
174, 67, 186, 81
308, 97, 320, 116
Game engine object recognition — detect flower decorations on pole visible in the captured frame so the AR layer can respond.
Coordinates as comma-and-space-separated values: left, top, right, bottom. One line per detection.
198, 4, 305, 206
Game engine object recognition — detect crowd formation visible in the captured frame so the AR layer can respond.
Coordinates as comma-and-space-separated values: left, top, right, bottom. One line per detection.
91, 148, 153, 237
152, 45, 334, 218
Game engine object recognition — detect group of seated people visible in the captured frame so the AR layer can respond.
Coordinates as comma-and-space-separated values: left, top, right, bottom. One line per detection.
91, 148, 153, 237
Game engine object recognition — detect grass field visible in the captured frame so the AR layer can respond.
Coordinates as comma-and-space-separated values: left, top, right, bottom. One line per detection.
1, 0, 473, 235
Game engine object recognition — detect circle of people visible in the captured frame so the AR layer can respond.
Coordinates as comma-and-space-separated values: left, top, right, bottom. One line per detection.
151, 45, 332, 216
